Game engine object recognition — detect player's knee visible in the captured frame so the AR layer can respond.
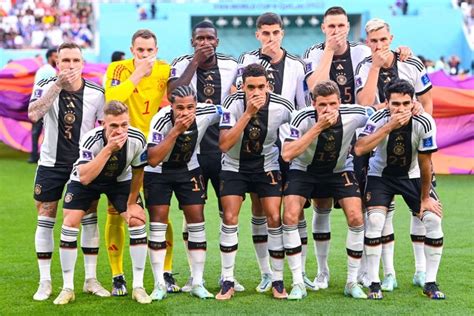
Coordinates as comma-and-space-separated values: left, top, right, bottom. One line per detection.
366, 209, 386, 232
128, 216, 146, 227
283, 208, 299, 225
422, 212, 442, 234
348, 214, 364, 227
266, 212, 281, 227
222, 210, 238, 225
37, 201, 58, 218
62, 211, 82, 228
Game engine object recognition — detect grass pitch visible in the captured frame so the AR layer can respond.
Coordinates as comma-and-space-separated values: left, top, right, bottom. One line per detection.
0, 143, 473, 315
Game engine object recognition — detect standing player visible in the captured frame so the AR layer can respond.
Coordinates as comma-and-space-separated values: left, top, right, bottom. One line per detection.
28, 42, 109, 301
216, 64, 293, 300
236, 12, 311, 291
29, 47, 58, 164
144, 86, 220, 300
104, 29, 177, 294
354, 79, 444, 300
53, 101, 151, 305
282, 80, 371, 300
167, 21, 240, 291
355, 18, 433, 291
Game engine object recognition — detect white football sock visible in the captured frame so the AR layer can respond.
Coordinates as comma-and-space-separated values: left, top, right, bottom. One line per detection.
312, 207, 331, 274
268, 226, 284, 281
251, 216, 272, 275
364, 209, 385, 284
187, 222, 207, 286
422, 212, 443, 283
128, 225, 147, 289
149, 222, 167, 286
220, 223, 238, 282
59, 225, 79, 290
81, 213, 99, 280
35, 216, 55, 282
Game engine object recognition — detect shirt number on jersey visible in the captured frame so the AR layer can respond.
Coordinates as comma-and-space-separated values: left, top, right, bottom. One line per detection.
143, 100, 150, 115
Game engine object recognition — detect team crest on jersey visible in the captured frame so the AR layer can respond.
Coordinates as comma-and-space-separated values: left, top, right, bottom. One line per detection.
363, 124, 376, 134
152, 132, 163, 143
34, 184, 42, 195
64, 192, 73, 203
423, 136, 433, 148
305, 62, 312, 73
290, 127, 300, 138
421, 74, 431, 85
111, 79, 120, 86
33, 89, 43, 99
365, 191, 371, 202
82, 150, 93, 160
222, 112, 231, 124
355, 77, 363, 89
336, 74, 347, 85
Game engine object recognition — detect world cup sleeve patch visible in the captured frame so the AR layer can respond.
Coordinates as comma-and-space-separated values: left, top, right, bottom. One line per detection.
355, 77, 363, 89
290, 127, 300, 138
152, 132, 163, 144
421, 74, 431, 85
111, 79, 120, 86
423, 136, 433, 148
305, 62, 312, 73
170, 68, 177, 77
140, 150, 148, 163
363, 124, 376, 134
33, 89, 43, 98
237, 67, 244, 76
82, 150, 93, 160
222, 112, 231, 124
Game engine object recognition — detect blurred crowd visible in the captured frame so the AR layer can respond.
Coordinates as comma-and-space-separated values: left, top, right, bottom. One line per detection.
419, 55, 469, 76
0, 0, 94, 49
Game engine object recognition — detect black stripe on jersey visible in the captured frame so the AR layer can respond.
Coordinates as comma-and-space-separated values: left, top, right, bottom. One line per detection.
222, 91, 244, 109
371, 109, 390, 123
400, 56, 425, 72
128, 129, 146, 147
292, 110, 315, 128
238, 49, 259, 63
269, 93, 294, 113
355, 56, 372, 75
153, 112, 172, 131
84, 80, 105, 94
303, 43, 323, 59
171, 54, 193, 66
37, 76, 57, 87
286, 52, 306, 68
196, 109, 216, 116
83, 129, 104, 150
413, 115, 432, 134
349, 41, 365, 47
416, 84, 432, 97
216, 52, 237, 62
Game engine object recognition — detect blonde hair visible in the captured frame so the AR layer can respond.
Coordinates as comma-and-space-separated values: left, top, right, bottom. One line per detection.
365, 18, 390, 34
104, 100, 129, 116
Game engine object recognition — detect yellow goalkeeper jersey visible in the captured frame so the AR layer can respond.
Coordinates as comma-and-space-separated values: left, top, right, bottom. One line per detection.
105, 58, 170, 137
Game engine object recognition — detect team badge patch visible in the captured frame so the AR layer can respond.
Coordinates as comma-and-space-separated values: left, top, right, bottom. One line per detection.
290, 127, 300, 138
34, 184, 42, 195
170, 68, 177, 77
222, 112, 231, 124
152, 132, 163, 143
82, 150, 93, 160
64, 193, 73, 203
423, 136, 433, 148
237, 67, 244, 76
33, 89, 43, 98
355, 77, 363, 89
363, 124, 376, 134
421, 74, 431, 85
305, 62, 312, 73
111, 79, 120, 86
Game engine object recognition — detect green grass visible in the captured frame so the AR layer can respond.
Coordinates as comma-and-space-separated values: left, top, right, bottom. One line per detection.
0, 142, 473, 315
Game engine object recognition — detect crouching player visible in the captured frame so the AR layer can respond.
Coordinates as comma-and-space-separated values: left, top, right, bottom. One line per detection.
54, 101, 151, 305
354, 79, 444, 300
144, 86, 221, 300
282, 80, 374, 299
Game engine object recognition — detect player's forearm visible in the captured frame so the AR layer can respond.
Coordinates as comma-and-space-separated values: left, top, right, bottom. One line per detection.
354, 125, 391, 156
282, 126, 322, 162
219, 113, 252, 152
356, 67, 380, 106
147, 131, 179, 167
128, 168, 144, 205
28, 83, 62, 122
78, 147, 114, 185
105, 78, 136, 102
418, 153, 432, 200
417, 91, 433, 115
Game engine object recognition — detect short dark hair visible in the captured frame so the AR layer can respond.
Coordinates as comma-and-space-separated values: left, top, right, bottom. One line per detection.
131, 29, 157, 46
311, 80, 340, 100
57, 42, 81, 54
324, 6, 347, 18
111, 51, 125, 62
256, 12, 283, 29
170, 85, 197, 103
242, 63, 267, 83
192, 20, 217, 37
45, 48, 56, 59
384, 79, 415, 101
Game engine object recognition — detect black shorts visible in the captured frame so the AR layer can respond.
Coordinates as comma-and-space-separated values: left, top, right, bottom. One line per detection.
197, 152, 221, 198
364, 176, 439, 214
63, 180, 132, 213
284, 170, 361, 201
219, 170, 282, 198
33, 165, 72, 202
144, 168, 206, 207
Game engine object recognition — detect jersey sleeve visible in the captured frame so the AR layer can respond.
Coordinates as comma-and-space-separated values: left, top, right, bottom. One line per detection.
169, 58, 189, 81
29, 78, 54, 103
210, 104, 223, 125
219, 96, 237, 130
417, 114, 437, 153
295, 62, 310, 110
286, 109, 308, 142
76, 130, 100, 165
303, 47, 322, 78
358, 111, 383, 138
104, 62, 135, 103
414, 65, 432, 96
147, 108, 170, 147
131, 131, 148, 168
354, 61, 370, 94
96, 94, 105, 121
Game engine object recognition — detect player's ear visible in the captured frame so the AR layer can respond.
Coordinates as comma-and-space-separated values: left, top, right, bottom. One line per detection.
215, 38, 219, 47
129, 46, 133, 55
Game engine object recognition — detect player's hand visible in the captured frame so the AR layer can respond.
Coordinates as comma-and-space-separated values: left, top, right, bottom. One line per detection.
325, 30, 347, 52
193, 44, 215, 66
419, 197, 443, 218
106, 129, 128, 152
372, 48, 392, 69
411, 100, 425, 116
316, 110, 339, 130
134, 55, 155, 77
396, 46, 412, 62
388, 110, 412, 130
245, 94, 266, 115
173, 113, 195, 134
55, 68, 82, 89
124, 203, 146, 225
261, 40, 280, 60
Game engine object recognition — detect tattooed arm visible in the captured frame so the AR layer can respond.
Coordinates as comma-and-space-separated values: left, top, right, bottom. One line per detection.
28, 83, 62, 123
